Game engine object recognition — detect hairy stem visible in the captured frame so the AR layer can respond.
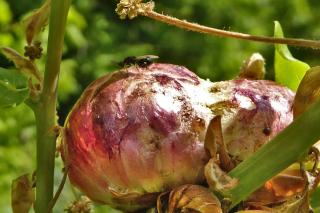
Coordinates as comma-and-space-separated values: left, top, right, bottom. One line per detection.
34, 0, 71, 212
143, 11, 320, 49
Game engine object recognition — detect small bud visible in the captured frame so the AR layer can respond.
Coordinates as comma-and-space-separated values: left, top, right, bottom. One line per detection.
239, 53, 265, 80
24, 41, 43, 60
65, 196, 92, 213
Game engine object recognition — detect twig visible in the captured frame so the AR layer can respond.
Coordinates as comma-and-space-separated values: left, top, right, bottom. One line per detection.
116, 0, 320, 49
48, 167, 69, 211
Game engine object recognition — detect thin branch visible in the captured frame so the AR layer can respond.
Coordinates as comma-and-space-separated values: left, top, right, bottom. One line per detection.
48, 167, 69, 211
144, 11, 320, 49
116, 0, 320, 49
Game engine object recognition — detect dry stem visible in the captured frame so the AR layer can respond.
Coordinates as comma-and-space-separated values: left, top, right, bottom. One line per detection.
116, 0, 320, 49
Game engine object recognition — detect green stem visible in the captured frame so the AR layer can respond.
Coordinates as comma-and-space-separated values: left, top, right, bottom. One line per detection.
34, 0, 71, 212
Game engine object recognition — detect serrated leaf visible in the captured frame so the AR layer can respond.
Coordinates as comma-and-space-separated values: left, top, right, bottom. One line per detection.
274, 21, 310, 91
0, 68, 29, 108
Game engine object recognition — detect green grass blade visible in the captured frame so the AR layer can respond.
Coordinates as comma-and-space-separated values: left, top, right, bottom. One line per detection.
227, 98, 320, 208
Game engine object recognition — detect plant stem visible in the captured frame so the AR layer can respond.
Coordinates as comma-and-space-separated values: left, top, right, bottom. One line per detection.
34, 0, 71, 212
143, 11, 320, 49
48, 167, 69, 211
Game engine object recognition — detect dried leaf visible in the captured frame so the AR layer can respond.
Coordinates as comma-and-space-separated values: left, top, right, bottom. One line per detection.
267, 169, 305, 197
293, 66, 320, 118
205, 116, 235, 172
1, 47, 42, 82
248, 168, 305, 206
272, 189, 310, 213
205, 159, 238, 193
24, 0, 51, 44
11, 174, 35, 213
157, 185, 222, 213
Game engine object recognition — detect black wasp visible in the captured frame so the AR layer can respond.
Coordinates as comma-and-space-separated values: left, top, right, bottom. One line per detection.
118, 55, 159, 68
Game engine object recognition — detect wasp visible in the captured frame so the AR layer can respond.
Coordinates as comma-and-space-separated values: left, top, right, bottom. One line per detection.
118, 55, 159, 68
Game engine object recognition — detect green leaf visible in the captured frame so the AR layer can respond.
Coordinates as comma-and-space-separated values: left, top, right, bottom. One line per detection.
311, 187, 320, 211
0, 68, 29, 108
226, 98, 320, 208
274, 21, 310, 91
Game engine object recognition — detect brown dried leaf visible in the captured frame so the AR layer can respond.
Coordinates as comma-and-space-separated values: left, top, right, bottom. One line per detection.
205, 116, 235, 172
267, 169, 305, 197
1, 47, 42, 82
24, 0, 51, 44
293, 66, 320, 118
248, 168, 305, 206
11, 174, 35, 213
272, 188, 310, 213
157, 185, 222, 213
205, 158, 238, 193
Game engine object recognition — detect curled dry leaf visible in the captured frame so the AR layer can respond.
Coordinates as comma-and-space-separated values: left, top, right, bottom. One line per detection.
247, 157, 320, 212
248, 168, 306, 206
1, 47, 42, 83
23, 0, 51, 44
205, 116, 235, 172
156, 185, 222, 213
204, 158, 238, 193
272, 186, 310, 213
11, 174, 35, 213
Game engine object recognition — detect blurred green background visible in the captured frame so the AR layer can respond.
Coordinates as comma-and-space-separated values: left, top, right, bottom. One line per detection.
0, 0, 320, 212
